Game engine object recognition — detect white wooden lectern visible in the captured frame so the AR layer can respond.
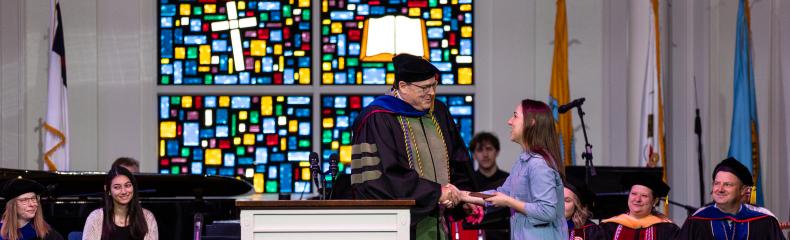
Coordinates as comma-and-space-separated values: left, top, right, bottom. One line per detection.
237, 199, 414, 240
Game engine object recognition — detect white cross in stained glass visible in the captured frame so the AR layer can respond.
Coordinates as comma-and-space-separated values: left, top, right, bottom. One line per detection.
211, 1, 258, 71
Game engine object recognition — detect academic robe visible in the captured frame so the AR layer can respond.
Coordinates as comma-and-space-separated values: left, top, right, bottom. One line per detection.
0, 222, 64, 240
676, 204, 786, 240
600, 214, 679, 240
568, 220, 608, 240
350, 95, 476, 240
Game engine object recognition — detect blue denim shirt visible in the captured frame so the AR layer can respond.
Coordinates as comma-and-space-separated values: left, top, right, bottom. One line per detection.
488, 151, 568, 239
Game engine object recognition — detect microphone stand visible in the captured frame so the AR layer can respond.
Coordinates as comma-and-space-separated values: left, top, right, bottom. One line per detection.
694, 109, 705, 206
575, 104, 596, 185
668, 200, 699, 216
309, 152, 325, 200
318, 169, 327, 200
692, 77, 705, 206
192, 189, 205, 240
323, 170, 338, 200
193, 213, 203, 240
322, 176, 327, 200
326, 154, 339, 200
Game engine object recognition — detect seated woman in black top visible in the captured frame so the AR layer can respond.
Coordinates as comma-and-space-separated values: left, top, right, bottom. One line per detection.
82, 167, 158, 240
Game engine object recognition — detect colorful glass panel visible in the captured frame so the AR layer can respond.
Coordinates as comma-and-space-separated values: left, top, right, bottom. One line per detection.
320, 94, 473, 174
320, 0, 474, 85
158, 0, 312, 85
158, 95, 313, 193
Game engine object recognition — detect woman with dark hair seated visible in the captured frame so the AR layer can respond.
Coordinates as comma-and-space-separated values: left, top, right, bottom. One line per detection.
0, 178, 63, 240
82, 167, 158, 240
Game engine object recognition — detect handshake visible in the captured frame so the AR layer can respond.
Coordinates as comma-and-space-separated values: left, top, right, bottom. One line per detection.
438, 184, 464, 208
438, 184, 505, 224
438, 184, 502, 208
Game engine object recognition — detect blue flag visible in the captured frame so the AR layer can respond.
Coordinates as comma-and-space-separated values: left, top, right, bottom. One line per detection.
727, 0, 762, 205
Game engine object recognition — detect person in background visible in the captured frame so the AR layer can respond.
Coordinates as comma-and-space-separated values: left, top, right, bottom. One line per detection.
461, 99, 568, 239
600, 175, 678, 240
564, 181, 607, 240
82, 167, 158, 240
0, 178, 63, 240
111, 157, 140, 174
468, 132, 509, 239
675, 157, 785, 240
470, 132, 508, 191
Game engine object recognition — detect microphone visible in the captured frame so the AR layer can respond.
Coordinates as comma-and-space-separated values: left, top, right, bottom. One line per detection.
193, 214, 203, 240
328, 153, 339, 180
327, 154, 339, 200
558, 97, 586, 113
309, 152, 323, 192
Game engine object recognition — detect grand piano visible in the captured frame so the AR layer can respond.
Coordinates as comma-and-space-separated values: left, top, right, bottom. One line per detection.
0, 168, 252, 239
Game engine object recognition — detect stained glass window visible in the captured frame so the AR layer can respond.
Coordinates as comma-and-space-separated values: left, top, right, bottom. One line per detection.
158, 0, 312, 85
156, 0, 475, 195
320, 0, 474, 85
435, 95, 474, 144
320, 94, 473, 174
158, 95, 313, 193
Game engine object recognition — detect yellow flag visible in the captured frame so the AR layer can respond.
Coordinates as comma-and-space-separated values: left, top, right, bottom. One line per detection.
549, 0, 572, 166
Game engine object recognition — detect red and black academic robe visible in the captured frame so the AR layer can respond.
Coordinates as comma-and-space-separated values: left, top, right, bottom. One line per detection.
676, 204, 786, 240
600, 214, 679, 240
568, 220, 609, 240
350, 96, 476, 237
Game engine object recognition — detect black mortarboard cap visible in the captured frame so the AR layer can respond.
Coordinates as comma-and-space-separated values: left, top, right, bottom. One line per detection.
622, 175, 670, 198
392, 54, 439, 84
713, 157, 754, 186
565, 181, 595, 207
1, 178, 45, 200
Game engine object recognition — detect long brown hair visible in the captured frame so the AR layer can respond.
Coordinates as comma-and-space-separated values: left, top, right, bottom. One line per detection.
520, 99, 565, 179
568, 192, 592, 228
102, 167, 148, 240
1, 196, 50, 240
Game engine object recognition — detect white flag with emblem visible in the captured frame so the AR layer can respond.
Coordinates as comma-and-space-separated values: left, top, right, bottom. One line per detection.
44, 0, 69, 171
638, 0, 665, 168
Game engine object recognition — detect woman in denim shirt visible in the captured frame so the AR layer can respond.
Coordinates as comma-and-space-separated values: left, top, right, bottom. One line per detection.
462, 99, 567, 239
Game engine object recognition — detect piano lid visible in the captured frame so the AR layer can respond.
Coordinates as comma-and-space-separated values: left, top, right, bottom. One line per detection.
0, 168, 252, 198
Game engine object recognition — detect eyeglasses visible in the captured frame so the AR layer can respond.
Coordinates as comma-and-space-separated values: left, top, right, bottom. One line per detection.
406, 82, 439, 93
16, 196, 39, 205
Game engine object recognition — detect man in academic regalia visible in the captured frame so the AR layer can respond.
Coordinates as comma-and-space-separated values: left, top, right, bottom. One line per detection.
350, 53, 476, 240
676, 157, 786, 240
600, 175, 679, 240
